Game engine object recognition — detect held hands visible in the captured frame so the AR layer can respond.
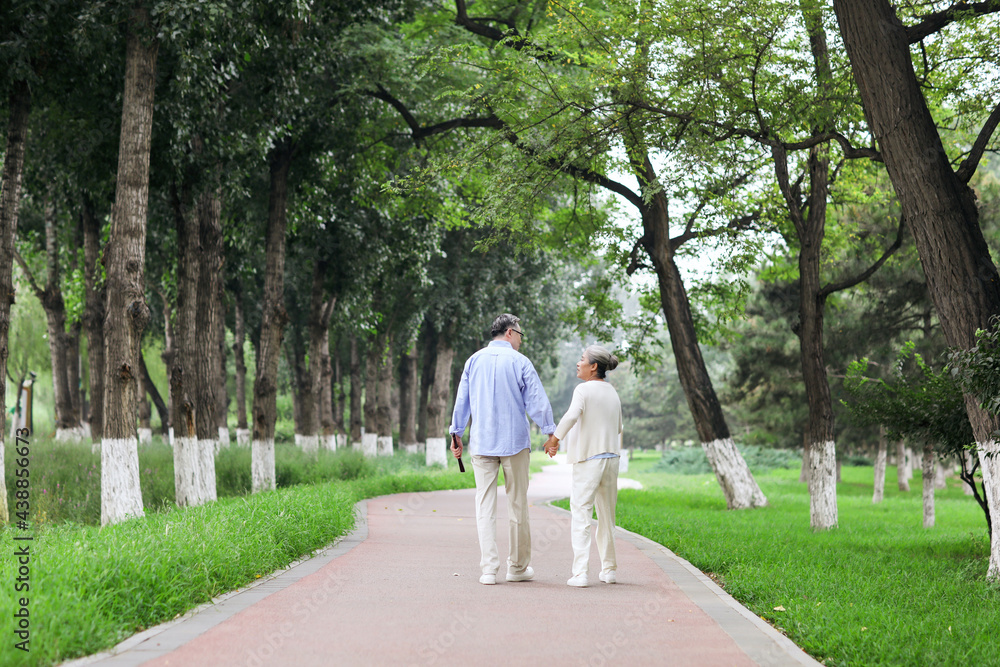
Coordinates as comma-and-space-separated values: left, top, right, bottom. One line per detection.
450, 433, 464, 459
543, 434, 559, 458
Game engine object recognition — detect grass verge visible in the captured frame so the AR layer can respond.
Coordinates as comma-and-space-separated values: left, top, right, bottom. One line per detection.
0, 463, 473, 666
557, 459, 998, 666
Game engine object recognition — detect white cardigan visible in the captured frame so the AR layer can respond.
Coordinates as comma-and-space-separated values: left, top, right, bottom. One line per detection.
553, 380, 623, 464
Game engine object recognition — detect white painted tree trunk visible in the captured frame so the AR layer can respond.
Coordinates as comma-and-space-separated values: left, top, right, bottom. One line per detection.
808, 440, 838, 529
137, 427, 152, 444
100, 438, 144, 525
218, 426, 230, 450
896, 441, 910, 492
872, 436, 887, 504
976, 441, 1000, 579
377, 435, 393, 456
425, 437, 447, 467
934, 460, 947, 489
904, 446, 915, 481
56, 427, 88, 443
236, 428, 250, 447
702, 437, 768, 509
198, 439, 217, 503
174, 437, 201, 507
322, 434, 336, 451
362, 432, 378, 457
922, 444, 935, 529
619, 449, 630, 473
403, 441, 424, 454
252, 438, 275, 492
300, 434, 320, 455
336, 434, 347, 450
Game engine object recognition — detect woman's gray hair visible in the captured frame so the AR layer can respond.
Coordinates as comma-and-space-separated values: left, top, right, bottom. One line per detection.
584, 345, 619, 379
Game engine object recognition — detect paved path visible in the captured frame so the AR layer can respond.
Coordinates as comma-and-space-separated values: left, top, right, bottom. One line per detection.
69, 460, 819, 667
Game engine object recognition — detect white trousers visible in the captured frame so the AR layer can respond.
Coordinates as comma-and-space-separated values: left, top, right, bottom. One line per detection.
472, 448, 531, 575
570, 457, 619, 577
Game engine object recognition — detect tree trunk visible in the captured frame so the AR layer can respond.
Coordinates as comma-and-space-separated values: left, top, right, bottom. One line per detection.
319, 327, 336, 450
363, 338, 379, 456
0, 78, 31, 524
137, 358, 151, 442
157, 289, 173, 437
897, 440, 911, 491
286, 334, 307, 444
417, 326, 435, 443
873, 427, 887, 503
399, 345, 420, 452
138, 351, 167, 436
233, 287, 249, 445
217, 282, 229, 448
425, 332, 455, 466
82, 196, 106, 445
349, 335, 362, 444
34, 196, 79, 440
170, 181, 201, 507
833, 0, 1000, 578
376, 331, 394, 456
642, 192, 766, 509
922, 442, 936, 528
252, 142, 292, 492
333, 348, 346, 438
304, 261, 335, 454
194, 189, 222, 502
101, 12, 157, 526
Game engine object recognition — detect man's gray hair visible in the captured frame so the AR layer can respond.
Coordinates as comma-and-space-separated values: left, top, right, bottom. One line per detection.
584, 345, 620, 379
491, 313, 521, 339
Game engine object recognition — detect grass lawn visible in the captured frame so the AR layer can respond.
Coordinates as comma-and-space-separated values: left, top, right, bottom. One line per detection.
572, 449, 999, 666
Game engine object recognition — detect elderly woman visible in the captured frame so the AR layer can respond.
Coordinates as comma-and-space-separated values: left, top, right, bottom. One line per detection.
544, 345, 623, 588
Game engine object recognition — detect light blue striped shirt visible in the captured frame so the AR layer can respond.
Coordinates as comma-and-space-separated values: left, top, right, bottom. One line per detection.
449, 341, 556, 457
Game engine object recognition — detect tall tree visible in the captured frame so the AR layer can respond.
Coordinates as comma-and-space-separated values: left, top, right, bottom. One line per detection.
101, 3, 158, 526
832, 0, 1000, 577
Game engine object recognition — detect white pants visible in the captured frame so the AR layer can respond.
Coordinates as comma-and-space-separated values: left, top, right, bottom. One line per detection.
570, 457, 619, 577
472, 448, 531, 575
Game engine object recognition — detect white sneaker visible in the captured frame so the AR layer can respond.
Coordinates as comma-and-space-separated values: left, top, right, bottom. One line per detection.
567, 574, 589, 587
599, 570, 616, 584
506, 566, 534, 582
480, 573, 497, 585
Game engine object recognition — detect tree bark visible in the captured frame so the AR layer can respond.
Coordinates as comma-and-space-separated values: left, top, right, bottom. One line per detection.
82, 196, 106, 444
833, 0, 1000, 578
873, 427, 887, 503
0, 78, 30, 524
170, 180, 200, 507
319, 327, 335, 449
399, 345, 420, 452
333, 348, 346, 437
194, 188, 222, 501
252, 141, 292, 492
349, 335, 362, 444
376, 331, 394, 455
286, 331, 307, 443
138, 351, 167, 435
101, 11, 157, 526
417, 325, 435, 443
233, 286, 249, 445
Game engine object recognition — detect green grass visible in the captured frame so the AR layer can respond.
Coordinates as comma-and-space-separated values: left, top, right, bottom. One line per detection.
559, 457, 998, 666
0, 458, 474, 666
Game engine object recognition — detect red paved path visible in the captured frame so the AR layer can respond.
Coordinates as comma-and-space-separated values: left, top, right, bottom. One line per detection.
72, 463, 818, 667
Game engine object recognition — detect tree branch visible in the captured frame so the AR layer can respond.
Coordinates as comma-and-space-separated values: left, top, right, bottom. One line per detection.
956, 99, 1000, 183
819, 214, 906, 298
368, 84, 502, 145
13, 250, 44, 301
907, 2, 1000, 43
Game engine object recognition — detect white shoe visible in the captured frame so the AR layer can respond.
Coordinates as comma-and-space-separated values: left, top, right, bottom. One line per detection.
599, 570, 616, 584
506, 566, 534, 582
480, 573, 497, 585
567, 574, 589, 587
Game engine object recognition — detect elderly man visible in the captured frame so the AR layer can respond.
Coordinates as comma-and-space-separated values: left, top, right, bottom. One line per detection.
449, 313, 555, 585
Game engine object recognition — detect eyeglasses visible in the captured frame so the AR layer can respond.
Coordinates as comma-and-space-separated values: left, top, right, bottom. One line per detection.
511, 328, 525, 340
